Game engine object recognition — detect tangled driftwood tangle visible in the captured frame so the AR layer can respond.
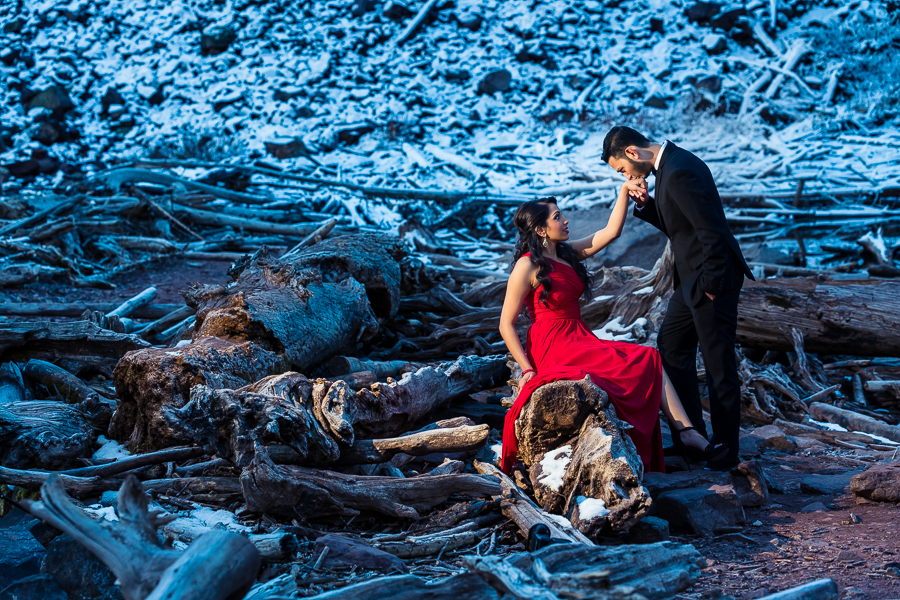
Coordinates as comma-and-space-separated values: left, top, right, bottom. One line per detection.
1, 0, 900, 596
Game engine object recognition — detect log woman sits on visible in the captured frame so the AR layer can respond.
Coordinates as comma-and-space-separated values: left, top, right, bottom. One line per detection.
498, 187, 728, 475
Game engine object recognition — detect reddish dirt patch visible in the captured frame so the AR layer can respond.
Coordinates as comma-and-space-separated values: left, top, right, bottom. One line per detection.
0, 257, 230, 311
681, 451, 900, 599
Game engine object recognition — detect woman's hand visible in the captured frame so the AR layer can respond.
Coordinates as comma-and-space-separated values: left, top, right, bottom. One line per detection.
519, 370, 536, 386
623, 177, 649, 205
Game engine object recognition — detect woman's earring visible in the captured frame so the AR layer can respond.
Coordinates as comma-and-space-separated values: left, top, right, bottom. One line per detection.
542, 237, 549, 248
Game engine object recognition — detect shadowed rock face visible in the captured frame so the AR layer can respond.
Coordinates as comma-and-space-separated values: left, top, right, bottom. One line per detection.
516, 376, 652, 538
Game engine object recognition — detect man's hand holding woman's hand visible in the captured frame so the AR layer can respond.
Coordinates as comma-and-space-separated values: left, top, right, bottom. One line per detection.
622, 177, 650, 206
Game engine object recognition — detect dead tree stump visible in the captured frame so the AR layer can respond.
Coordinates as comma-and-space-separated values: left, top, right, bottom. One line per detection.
111, 234, 406, 452
515, 377, 652, 538
110, 337, 286, 451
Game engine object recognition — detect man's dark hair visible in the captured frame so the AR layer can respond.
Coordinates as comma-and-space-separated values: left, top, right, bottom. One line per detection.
601, 126, 652, 163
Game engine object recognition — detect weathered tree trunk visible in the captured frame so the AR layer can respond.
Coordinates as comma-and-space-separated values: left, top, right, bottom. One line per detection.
0, 401, 96, 468
111, 234, 406, 452
22, 475, 260, 600
0, 321, 148, 366
0, 462, 243, 498
515, 377, 652, 537
240, 446, 501, 519
809, 401, 900, 443
165, 376, 340, 468
319, 354, 508, 439
736, 277, 900, 356
110, 337, 287, 451
0, 464, 118, 497
131, 355, 504, 462
504, 541, 705, 600
187, 253, 380, 369
301, 541, 704, 600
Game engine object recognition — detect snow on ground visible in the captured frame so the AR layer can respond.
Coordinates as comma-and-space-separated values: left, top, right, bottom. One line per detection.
92, 435, 130, 460
1, 0, 898, 230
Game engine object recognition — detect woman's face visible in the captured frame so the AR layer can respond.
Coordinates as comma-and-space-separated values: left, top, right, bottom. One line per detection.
539, 203, 569, 242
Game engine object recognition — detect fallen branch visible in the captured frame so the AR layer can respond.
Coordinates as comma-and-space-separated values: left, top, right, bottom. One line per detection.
22, 475, 260, 600
107, 286, 158, 318
241, 446, 501, 519
173, 204, 323, 237
60, 446, 205, 478
809, 402, 900, 443
473, 459, 593, 545
280, 217, 337, 261
329, 424, 490, 466
394, 0, 441, 46
93, 167, 275, 205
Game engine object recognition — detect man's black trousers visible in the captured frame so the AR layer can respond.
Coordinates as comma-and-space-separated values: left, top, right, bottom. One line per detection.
657, 282, 742, 462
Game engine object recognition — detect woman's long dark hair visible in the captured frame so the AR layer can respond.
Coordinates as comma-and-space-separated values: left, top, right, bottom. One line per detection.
512, 197, 592, 306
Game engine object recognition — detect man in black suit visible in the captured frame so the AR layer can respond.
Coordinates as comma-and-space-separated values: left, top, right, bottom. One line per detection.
602, 126, 754, 470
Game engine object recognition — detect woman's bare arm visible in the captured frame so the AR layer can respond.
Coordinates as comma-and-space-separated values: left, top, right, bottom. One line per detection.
569, 178, 646, 260
499, 257, 538, 382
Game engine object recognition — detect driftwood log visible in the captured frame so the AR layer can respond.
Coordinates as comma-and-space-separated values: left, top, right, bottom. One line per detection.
736, 278, 900, 356
240, 445, 501, 519
0, 460, 243, 498
809, 402, 900, 443
111, 234, 406, 452
503, 541, 705, 600
132, 354, 504, 463
22, 475, 260, 600
301, 541, 703, 600
0, 400, 97, 468
331, 423, 490, 466
474, 460, 592, 545
0, 320, 148, 366
514, 377, 652, 538
23, 359, 99, 403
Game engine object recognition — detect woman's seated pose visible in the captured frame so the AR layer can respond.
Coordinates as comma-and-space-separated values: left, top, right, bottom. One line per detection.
498, 185, 728, 475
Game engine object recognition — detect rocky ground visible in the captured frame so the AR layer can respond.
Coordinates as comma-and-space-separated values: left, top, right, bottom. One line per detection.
685, 449, 900, 599
2, 254, 900, 599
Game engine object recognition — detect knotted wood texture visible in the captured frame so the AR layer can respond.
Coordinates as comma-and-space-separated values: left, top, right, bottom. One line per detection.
737, 278, 900, 356
299, 541, 704, 600
22, 475, 260, 600
240, 445, 501, 519
111, 234, 405, 453
153, 354, 505, 469
515, 377, 652, 538
0, 400, 97, 469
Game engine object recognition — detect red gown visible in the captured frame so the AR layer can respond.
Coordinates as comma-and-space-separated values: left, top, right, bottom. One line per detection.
501, 256, 665, 474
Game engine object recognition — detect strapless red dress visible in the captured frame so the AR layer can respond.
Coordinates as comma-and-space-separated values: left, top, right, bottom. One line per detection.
501, 256, 665, 474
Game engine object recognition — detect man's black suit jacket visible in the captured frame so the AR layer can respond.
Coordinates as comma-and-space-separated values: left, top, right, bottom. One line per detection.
634, 142, 754, 307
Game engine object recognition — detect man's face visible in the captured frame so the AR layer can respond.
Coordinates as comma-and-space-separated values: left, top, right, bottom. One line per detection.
607, 147, 653, 180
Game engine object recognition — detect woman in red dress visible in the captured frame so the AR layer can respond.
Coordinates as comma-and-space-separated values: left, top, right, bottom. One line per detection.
499, 184, 727, 475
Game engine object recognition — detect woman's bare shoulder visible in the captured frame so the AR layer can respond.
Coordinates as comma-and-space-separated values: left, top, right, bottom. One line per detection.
512, 255, 537, 272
